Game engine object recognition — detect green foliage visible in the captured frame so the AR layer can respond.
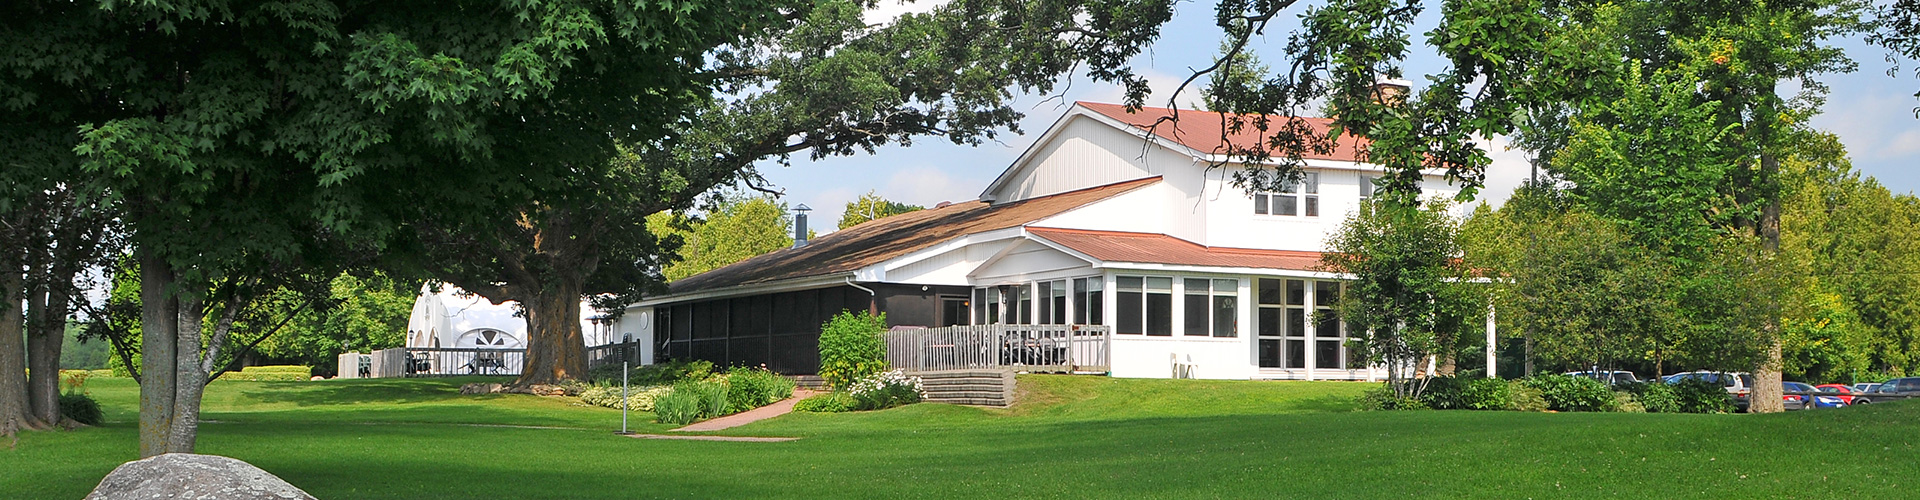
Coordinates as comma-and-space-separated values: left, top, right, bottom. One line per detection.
1670, 378, 1737, 414
818, 311, 889, 390
58, 393, 103, 426
793, 392, 859, 413
1612, 392, 1646, 413
1506, 380, 1549, 412
652, 390, 705, 425
839, 191, 925, 229
1523, 374, 1616, 412
578, 385, 672, 412
724, 367, 796, 413
647, 195, 795, 282
1358, 385, 1430, 411
1635, 382, 1682, 413
848, 370, 924, 411
1461, 378, 1514, 411
592, 358, 714, 387
216, 366, 313, 382
1323, 200, 1483, 400
1418, 376, 1472, 410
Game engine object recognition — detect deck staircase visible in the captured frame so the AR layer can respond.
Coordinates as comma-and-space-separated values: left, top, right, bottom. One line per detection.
911, 369, 1016, 408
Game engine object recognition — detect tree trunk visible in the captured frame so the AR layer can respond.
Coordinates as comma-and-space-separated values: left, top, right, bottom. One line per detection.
138, 246, 179, 457
1748, 152, 1786, 414
26, 270, 68, 425
167, 296, 205, 453
515, 282, 588, 386
0, 254, 45, 436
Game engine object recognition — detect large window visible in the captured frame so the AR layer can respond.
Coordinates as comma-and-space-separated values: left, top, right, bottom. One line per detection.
1183, 278, 1239, 337
1253, 172, 1320, 217
1257, 278, 1311, 369
1117, 276, 1174, 335
1257, 279, 1283, 367
1038, 280, 1068, 324
1073, 277, 1104, 325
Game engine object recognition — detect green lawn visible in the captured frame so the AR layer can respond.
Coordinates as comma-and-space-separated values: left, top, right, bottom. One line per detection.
5, 375, 1916, 499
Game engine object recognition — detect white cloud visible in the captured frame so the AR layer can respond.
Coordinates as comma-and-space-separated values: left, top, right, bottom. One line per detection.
863, 0, 946, 26
1470, 135, 1535, 210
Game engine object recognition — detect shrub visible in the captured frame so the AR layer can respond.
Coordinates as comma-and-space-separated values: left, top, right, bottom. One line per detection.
1671, 378, 1735, 414
653, 390, 704, 425
724, 367, 796, 413
1461, 377, 1512, 410
1523, 374, 1615, 412
1637, 382, 1681, 413
1359, 385, 1430, 411
794, 392, 858, 413
848, 370, 923, 410
591, 358, 715, 386
1419, 376, 1471, 410
1612, 391, 1646, 413
1506, 380, 1548, 412
217, 365, 313, 382
819, 311, 889, 390
59, 393, 103, 426
578, 385, 672, 411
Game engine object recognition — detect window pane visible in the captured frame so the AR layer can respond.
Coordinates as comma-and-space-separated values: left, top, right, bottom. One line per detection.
1254, 194, 1269, 215
1185, 279, 1210, 294
1184, 294, 1210, 336
1305, 196, 1318, 217
1317, 340, 1341, 369
1037, 282, 1052, 324
1117, 291, 1143, 334
1286, 339, 1306, 368
1087, 289, 1104, 326
1259, 339, 1281, 368
1286, 280, 1306, 305
1258, 279, 1282, 305
1072, 279, 1088, 324
1118, 276, 1143, 291
1305, 172, 1320, 194
1213, 295, 1237, 337
974, 289, 986, 325
987, 288, 1001, 324
1146, 277, 1172, 291
1214, 279, 1237, 293
1315, 281, 1339, 307
1258, 308, 1280, 337
1287, 308, 1306, 337
1316, 312, 1340, 338
1146, 292, 1173, 336
1361, 175, 1375, 198
1277, 195, 1298, 216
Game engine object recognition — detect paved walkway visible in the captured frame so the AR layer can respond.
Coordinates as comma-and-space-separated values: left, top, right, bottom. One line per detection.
625, 433, 799, 442
670, 389, 819, 432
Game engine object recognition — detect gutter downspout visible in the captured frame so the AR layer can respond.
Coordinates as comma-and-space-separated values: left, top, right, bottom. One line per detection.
845, 277, 878, 315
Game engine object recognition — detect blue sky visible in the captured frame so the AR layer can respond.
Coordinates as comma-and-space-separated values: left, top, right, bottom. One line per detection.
758, 1, 1920, 232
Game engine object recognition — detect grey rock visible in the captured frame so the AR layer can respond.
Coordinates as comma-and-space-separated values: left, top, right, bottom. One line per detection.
86, 453, 315, 500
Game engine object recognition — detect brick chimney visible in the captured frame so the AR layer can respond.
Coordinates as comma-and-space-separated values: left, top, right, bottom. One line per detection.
1372, 78, 1412, 106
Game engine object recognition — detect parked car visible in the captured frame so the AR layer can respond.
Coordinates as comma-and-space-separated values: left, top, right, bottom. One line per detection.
1663, 371, 1755, 411
1815, 384, 1859, 405
1565, 370, 1641, 386
1781, 382, 1845, 409
1876, 377, 1920, 394
1853, 382, 1882, 394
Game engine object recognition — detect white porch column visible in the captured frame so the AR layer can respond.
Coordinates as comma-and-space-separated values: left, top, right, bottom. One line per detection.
1302, 279, 1315, 381
1485, 301, 1498, 378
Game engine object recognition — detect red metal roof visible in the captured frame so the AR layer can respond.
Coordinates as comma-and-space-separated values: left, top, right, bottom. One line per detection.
1076, 102, 1368, 163
1025, 227, 1326, 271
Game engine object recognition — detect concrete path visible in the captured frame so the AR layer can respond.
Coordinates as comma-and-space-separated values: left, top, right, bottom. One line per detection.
670, 389, 819, 432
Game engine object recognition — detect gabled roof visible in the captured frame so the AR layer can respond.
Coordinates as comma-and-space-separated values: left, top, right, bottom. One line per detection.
661, 177, 1163, 296
1075, 102, 1368, 163
1026, 227, 1325, 271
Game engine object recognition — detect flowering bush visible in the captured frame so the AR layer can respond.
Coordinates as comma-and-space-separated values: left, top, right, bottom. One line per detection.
578, 385, 672, 411
849, 370, 925, 410
819, 311, 889, 389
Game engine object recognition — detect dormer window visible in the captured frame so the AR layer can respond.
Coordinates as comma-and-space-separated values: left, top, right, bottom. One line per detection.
1253, 172, 1319, 217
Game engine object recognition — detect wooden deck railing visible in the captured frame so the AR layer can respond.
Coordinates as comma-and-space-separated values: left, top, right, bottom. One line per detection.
585, 341, 646, 370
884, 324, 1110, 374
403, 347, 526, 376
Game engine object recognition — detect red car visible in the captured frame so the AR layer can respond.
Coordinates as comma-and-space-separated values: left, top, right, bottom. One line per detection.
1815, 384, 1858, 405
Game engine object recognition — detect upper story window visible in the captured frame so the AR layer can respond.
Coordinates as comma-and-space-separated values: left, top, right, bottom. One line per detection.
1253, 172, 1319, 217
1360, 175, 1376, 201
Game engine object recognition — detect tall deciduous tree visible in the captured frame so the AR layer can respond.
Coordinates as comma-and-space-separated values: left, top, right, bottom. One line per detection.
403, 0, 1176, 386
648, 195, 796, 282
1322, 200, 1482, 399
838, 191, 924, 230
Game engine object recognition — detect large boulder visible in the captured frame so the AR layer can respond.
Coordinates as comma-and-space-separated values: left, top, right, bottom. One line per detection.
86, 453, 315, 500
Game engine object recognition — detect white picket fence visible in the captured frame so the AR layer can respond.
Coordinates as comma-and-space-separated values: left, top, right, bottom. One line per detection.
884, 324, 1110, 374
